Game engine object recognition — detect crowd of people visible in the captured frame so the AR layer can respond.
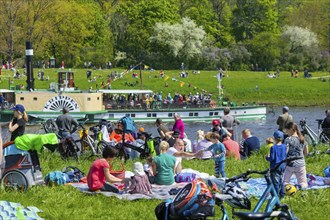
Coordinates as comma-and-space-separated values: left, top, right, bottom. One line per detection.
1, 102, 329, 197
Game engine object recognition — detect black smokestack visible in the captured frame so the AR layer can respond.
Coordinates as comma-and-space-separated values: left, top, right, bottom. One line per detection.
26, 41, 34, 91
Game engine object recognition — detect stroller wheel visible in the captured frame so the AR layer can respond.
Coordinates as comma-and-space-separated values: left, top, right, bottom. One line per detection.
1, 170, 29, 192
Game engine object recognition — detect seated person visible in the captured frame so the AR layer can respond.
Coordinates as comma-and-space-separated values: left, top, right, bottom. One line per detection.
152, 141, 176, 185
155, 118, 170, 140
166, 129, 180, 148
195, 131, 213, 159
210, 119, 231, 142
109, 121, 135, 143
87, 146, 129, 192
240, 129, 260, 160
222, 134, 240, 160
166, 139, 201, 174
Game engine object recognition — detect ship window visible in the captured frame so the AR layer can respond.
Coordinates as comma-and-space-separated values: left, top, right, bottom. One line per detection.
108, 114, 114, 118
189, 113, 193, 116
214, 112, 219, 116
33, 97, 37, 101
209, 112, 213, 116
125, 113, 130, 117
87, 97, 91, 101
20, 97, 24, 101
147, 113, 151, 117
152, 113, 157, 117
168, 113, 173, 117
97, 97, 100, 100
131, 114, 135, 117
194, 113, 198, 116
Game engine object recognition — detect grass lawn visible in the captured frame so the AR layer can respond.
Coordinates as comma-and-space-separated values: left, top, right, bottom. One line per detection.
0, 68, 329, 106
0, 145, 329, 220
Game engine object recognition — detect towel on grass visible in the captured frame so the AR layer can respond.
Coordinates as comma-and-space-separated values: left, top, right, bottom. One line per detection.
0, 201, 43, 220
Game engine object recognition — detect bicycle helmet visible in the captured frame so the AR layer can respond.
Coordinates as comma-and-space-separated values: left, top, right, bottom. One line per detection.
224, 186, 251, 209
212, 119, 221, 126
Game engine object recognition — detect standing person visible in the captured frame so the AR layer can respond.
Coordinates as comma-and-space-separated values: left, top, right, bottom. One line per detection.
201, 132, 226, 178
8, 104, 28, 141
221, 107, 240, 140
171, 113, 185, 139
0, 126, 4, 179
283, 122, 308, 189
321, 110, 330, 129
155, 118, 169, 140
210, 119, 231, 142
265, 131, 287, 198
152, 141, 176, 185
240, 129, 260, 160
276, 106, 293, 133
87, 146, 129, 192
55, 107, 79, 138
0, 93, 5, 110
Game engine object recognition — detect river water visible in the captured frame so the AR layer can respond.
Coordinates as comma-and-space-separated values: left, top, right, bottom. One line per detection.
1, 106, 328, 144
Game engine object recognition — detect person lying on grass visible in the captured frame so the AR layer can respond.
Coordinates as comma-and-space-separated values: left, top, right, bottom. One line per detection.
87, 146, 130, 192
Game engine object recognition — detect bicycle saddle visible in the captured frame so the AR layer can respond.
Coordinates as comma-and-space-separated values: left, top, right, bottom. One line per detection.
233, 211, 289, 219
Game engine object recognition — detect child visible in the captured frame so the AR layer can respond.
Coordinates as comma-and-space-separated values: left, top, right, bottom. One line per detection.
202, 132, 226, 178
128, 162, 152, 194
266, 137, 274, 148
265, 130, 286, 197
143, 156, 155, 184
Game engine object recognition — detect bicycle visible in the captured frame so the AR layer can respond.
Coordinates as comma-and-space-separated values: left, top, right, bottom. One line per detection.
114, 128, 161, 162
42, 118, 79, 161
74, 118, 106, 157
299, 119, 330, 156
213, 157, 302, 220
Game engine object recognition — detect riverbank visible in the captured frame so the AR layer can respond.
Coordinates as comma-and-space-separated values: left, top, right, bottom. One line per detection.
0, 68, 329, 106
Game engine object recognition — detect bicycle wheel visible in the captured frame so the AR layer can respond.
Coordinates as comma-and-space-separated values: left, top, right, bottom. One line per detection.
75, 138, 92, 154
1, 170, 29, 192
68, 140, 79, 161
319, 130, 330, 144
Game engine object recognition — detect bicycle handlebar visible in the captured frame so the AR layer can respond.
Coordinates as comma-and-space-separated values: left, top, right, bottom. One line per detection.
225, 156, 303, 184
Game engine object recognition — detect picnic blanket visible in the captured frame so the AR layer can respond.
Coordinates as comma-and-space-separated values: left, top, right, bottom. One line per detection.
70, 169, 212, 201
239, 174, 330, 198
0, 201, 43, 220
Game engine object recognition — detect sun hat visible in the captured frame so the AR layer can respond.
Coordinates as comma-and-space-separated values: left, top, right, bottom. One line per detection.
133, 162, 145, 176
212, 119, 221, 126
10, 104, 25, 114
273, 130, 284, 140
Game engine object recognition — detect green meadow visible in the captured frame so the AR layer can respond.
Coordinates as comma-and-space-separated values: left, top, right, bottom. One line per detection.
0, 146, 329, 220
0, 68, 329, 106
0, 68, 329, 219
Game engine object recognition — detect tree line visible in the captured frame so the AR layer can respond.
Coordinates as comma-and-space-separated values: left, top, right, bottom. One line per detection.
0, 0, 329, 71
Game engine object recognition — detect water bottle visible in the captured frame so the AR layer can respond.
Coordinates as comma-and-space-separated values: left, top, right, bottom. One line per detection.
192, 140, 198, 153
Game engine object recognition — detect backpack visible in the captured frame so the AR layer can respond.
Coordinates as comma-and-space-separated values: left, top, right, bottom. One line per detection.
62, 166, 85, 183
175, 173, 197, 183
155, 180, 215, 220
120, 116, 136, 133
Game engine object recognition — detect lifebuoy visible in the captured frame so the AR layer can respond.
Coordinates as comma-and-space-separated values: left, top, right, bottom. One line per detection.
209, 101, 216, 108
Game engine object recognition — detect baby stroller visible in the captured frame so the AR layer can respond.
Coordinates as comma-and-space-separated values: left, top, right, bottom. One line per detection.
1, 141, 44, 192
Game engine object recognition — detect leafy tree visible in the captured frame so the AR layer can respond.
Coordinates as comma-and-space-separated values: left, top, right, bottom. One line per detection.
231, 0, 279, 42
150, 17, 206, 68
247, 32, 281, 70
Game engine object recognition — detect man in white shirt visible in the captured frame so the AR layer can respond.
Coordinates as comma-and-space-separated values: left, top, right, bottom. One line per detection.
167, 139, 200, 173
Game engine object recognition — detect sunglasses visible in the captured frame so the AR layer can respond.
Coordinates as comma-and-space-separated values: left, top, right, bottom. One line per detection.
214, 124, 220, 126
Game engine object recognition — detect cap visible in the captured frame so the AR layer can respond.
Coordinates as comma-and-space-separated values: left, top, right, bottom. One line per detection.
273, 130, 284, 140
10, 104, 25, 114
283, 106, 289, 112
133, 162, 145, 176
173, 129, 180, 137
139, 127, 145, 133
212, 119, 221, 126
